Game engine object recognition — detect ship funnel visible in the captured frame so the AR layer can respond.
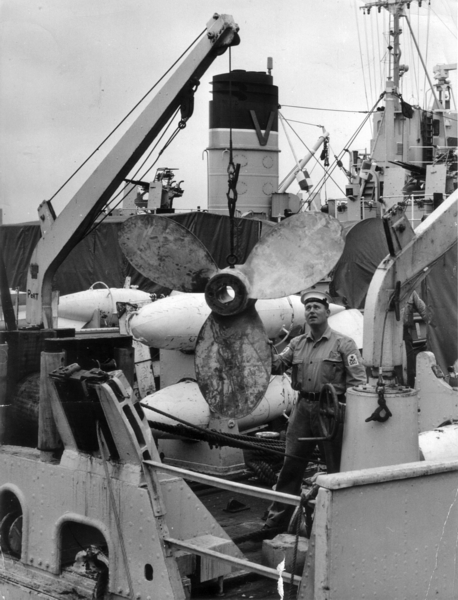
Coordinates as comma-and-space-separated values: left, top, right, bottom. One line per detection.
207, 70, 279, 219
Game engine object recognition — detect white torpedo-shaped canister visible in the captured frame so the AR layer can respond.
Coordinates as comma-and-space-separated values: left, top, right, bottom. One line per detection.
126, 293, 308, 350
58, 285, 152, 329
419, 424, 458, 461
141, 375, 297, 439
328, 308, 364, 349
126, 292, 351, 351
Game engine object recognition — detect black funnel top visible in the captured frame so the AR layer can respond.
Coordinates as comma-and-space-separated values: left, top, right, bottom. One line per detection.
210, 70, 278, 132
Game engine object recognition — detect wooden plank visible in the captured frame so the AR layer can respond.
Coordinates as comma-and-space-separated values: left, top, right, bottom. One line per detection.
38, 352, 66, 456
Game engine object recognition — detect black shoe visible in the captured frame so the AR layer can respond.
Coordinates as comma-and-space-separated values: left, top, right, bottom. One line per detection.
260, 523, 284, 539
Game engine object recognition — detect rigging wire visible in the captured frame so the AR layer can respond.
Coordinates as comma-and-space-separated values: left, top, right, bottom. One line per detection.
375, 8, 383, 94
382, 10, 389, 86
82, 107, 181, 238
46, 27, 206, 204
423, 2, 432, 107
416, 3, 421, 102
370, 11, 378, 105
285, 118, 324, 129
407, 16, 420, 104
354, 0, 373, 130
363, 10, 374, 105
281, 104, 372, 114
226, 47, 240, 268
280, 114, 347, 198
388, 11, 393, 81
310, 95, 384, 203
279, 113, 305, 177
404, 13, 441, 108
430, 5, 458, 38
450, 87, 457, 111
442, 0, 456, 22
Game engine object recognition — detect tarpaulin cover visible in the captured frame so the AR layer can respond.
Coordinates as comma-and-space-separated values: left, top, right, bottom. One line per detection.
421, 243, 458, 373
329, 219, 389, 309
0, 212, 271, 296
330, 218, 457, 374
1, 212, 455, 372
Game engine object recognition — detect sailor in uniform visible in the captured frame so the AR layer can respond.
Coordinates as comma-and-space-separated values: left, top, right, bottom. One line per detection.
264, 290, 366, 531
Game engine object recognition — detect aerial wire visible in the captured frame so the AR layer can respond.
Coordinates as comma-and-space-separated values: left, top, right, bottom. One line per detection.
375, 7, 383, 95
285, 118, 324, 128
365, 9, 375, 105
281, 104, 371, 114
404, 13, 441, 108
450, 87, 457, 111
422, 2, 432, 107
383, 9, 389, 84
387, 11, 392, 81
354, 0, 373, 136
406, 14, 419, 103
442, 0, 456, 22
430, 5, 458, 38
416, 3, 421, 103
363, 6, 375, 116
370, 10, 379, 106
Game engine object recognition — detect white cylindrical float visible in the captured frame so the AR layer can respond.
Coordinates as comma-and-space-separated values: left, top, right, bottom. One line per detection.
142, 375, 296, 439
328, 308, 363, 349
58, 285, 152, 329
419, 423, 458, 461
340, 384, 419, 471
127, 293, 307, 350
127, 292, 352, 351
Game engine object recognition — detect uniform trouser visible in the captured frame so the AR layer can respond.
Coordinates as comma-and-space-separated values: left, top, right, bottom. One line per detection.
403, 327, 420, 388
265, 398, 343, 528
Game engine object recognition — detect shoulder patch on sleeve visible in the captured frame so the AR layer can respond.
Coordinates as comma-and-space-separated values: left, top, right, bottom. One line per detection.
347, 353, 359, 367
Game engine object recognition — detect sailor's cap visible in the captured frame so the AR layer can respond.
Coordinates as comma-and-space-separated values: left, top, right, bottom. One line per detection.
300, 290, 330, 307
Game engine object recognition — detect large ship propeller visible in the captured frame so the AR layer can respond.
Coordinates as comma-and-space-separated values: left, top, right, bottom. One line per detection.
119, 212, 344, 419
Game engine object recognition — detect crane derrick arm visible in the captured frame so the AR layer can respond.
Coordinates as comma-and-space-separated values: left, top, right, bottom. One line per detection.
26, 14, 240, 327
363, 190, 458, 372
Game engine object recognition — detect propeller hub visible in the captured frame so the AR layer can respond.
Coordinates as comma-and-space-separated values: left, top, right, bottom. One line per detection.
204, 268, 251, 316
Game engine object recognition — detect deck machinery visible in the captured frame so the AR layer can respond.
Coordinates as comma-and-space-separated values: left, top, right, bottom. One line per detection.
0, 12, 457, 600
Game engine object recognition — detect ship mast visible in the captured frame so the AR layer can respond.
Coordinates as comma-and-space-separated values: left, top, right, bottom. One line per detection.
346, 0, 451, 219
361, 0, 409, 90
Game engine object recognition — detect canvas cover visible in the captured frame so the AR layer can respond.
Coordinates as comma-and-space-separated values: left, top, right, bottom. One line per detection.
330, 218, 457, 374
1, 212, 455, 373
0, 212, 270, 296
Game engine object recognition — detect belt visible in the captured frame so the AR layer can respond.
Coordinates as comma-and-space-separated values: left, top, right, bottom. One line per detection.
298, 391, 321, 402
299, 391, 346, 402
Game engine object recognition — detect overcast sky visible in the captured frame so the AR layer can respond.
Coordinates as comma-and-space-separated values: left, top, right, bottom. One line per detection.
0, 0, 456, 224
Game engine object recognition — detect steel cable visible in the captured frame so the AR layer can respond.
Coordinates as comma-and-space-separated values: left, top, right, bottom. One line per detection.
47, 28, 206, 204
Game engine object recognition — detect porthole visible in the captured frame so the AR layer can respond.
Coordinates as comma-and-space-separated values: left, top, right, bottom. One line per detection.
262, 155, 274, 169
144, 563, 154, 580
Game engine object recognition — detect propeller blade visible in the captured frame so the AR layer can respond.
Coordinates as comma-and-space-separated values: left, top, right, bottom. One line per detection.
195, 304, 272, 419
239, 212, 344, 299
119, 215, 219, 292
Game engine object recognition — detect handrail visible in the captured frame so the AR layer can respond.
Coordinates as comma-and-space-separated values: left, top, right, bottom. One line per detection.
164, 536, 301, 586
144, 460, 301, 506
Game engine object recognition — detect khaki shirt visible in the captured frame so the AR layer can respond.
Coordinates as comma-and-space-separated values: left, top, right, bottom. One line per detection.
403, 290, 429, 328
272, 326, 366, 395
